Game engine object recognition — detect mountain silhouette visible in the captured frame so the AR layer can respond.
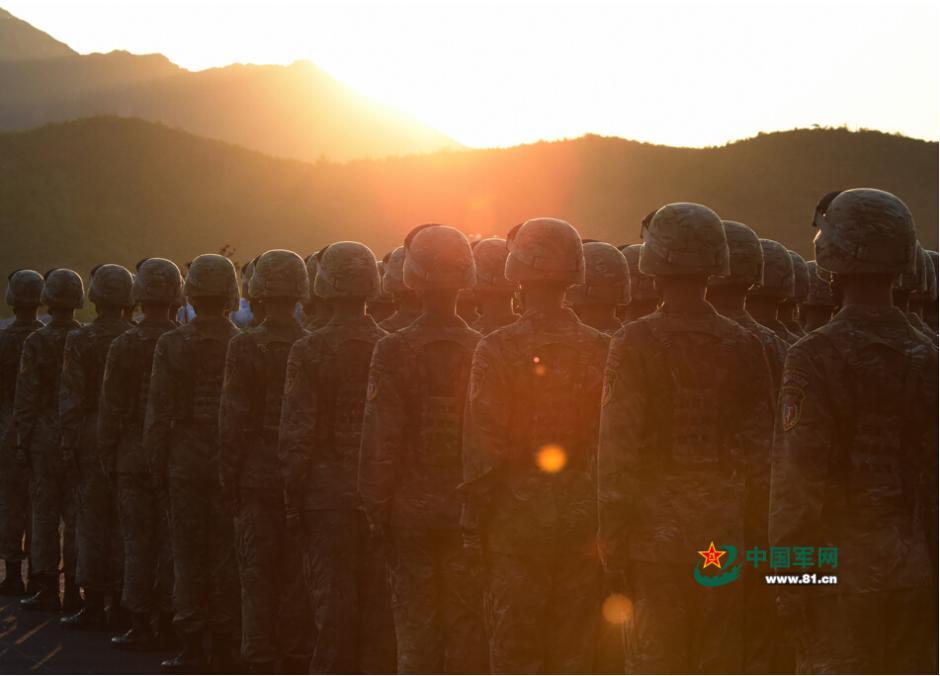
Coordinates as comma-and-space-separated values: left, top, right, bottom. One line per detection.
1, 117, 935, 308
0, 7, 460, 161
0, 8, 75, 61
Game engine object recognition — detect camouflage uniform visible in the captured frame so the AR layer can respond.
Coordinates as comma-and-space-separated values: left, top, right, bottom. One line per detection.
360, 226, 487, 674
378, 247, 421, 333
800, 262, 837, 332
14, 269, 85, 607
926, 250, 939, 334
619, 244, 659, 322
219, 249, 311, 669
463, 218, 607, 673
598, 204, 775, 674
771, 189, 938, 674
60, 266, 135, 605
566, 241, 630, 335
145, 255, 241, 645
469, 238, 519, 336
905, 246, 939, 344
748, 239, 800, 344
302, 253, 333, 332
280, 241, 395, 673
0, 273, 44, 583
98, 260, 182, 623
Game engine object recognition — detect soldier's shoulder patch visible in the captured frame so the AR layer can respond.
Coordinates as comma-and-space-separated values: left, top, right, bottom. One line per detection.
780, 384, 805, 431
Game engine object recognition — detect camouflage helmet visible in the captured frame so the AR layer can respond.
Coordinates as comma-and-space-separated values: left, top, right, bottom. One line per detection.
639, 203, 729, 277
133, 258, 183, 304
5, 269, 44, 307
382, 247, 409, 295
708, 220, 763, 288
925, 251, 938, 302
403, 224, 476, 291
184, 254, 239, 300
241, 258, 257, 299
370, 260, 395, 303
315, 241, 381, 299
41, 268, 84, 309
813, 188, 917, 276
804, 261, 836, 307
566, 241, 630, 306
88, 264, 134, 307
619, 244, 658, 302
505, 218, 585, 285
788, 251, 810, 303
749, 240, 795, 299
473, 237, 518, 292
249, 249, 309, 300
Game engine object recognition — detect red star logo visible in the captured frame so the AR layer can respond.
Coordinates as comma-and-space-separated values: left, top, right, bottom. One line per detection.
698, 541, 726, 569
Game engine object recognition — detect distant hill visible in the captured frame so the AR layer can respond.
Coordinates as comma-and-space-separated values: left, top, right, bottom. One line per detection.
0, 8, 75, 61
0, 8, 460, 162
1, 118, 936, 308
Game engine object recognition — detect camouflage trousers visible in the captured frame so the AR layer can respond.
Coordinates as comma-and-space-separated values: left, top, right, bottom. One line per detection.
302, 509, 395, 674
387, 527, 488, 674
167, 477, 239, 636
0, 437, 29, 561
28, 421, 77, 579
233, 488, 312, 666
793, 588, 936, 674
486, 544, 601, 673
625, 560, 742, 673
76, 463, 123, 593
742, 567, 793, 673
116, 473, 172, 614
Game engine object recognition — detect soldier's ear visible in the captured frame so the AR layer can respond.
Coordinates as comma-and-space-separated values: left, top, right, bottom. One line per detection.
506, 223, 524, 245
7, 268, 24, 281
43, 268, 59, 280
315, 244, 331, 262
812, 190, 844, 229
640, 210, 657, 238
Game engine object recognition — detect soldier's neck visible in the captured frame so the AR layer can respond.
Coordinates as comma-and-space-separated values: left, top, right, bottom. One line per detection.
96, 305, 124, 320
908, 299, 925, 319
658, 277, 710, 313
802, 305, 833, 331
141, 303, 170, 323
14, 306, 39, 322
49, 307, 75, 324
705, 287, 747, 315
891, 289, 911, 312
778, 301, 798, 322
746, 296, 781, 322
420, 289, 458, 320
330, 297, 366, 321
623, 299, 658, 321
522, 283, 566, 313
843, 275, 895, 308
396, 292, 421, 315
477, 293, 515, 318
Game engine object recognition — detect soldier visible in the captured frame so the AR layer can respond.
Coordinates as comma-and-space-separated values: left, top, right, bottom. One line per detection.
598, 203, 774, 673
783, 251, 810, 337
457, 289, 479, 325
462, 218, 607, 672
99, 259, 182, 651
279, 242, 395, 674
367, 260, 397, 324
0, 270, 44, 596
925, 250, 939, 333
219, 249, 311, 673
770, 188, 937, 673
567, 241, 629, 334
470, 237, 519, 335
377, 246, 421, 332
145, 254, 242, 673
59, 264, 135, 630
302, 253, 333, 332
904, 246, 938, 343
747, 239, 800, 344
618, 243, 659, 321
800, 261, 837, 332
707, 220, 789, 387
15, 269, 84, 612
360, 225, 487, 673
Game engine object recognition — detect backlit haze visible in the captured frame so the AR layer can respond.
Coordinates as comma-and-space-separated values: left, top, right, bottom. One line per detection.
5, 0, 938, 149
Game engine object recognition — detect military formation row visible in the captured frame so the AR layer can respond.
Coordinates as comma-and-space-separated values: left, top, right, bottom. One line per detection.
0, 187, 936, 674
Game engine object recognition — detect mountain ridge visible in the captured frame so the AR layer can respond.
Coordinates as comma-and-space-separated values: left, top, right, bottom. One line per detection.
1, 117, 935, 305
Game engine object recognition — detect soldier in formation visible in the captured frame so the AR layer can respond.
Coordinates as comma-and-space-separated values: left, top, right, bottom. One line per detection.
0, 185, 936, 676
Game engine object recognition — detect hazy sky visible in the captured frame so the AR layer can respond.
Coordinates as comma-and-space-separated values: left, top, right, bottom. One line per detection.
5, 0, 938, 148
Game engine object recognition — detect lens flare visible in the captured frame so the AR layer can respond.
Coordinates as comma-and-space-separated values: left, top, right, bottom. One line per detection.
602, 593, 634, 625
536, 444, 566, 473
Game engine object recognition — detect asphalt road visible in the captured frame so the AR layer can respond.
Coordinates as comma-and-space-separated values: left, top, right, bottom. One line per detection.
0, 563, 169, 674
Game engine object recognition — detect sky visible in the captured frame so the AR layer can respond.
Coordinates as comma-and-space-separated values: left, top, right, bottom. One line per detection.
5, 0, 938, 148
